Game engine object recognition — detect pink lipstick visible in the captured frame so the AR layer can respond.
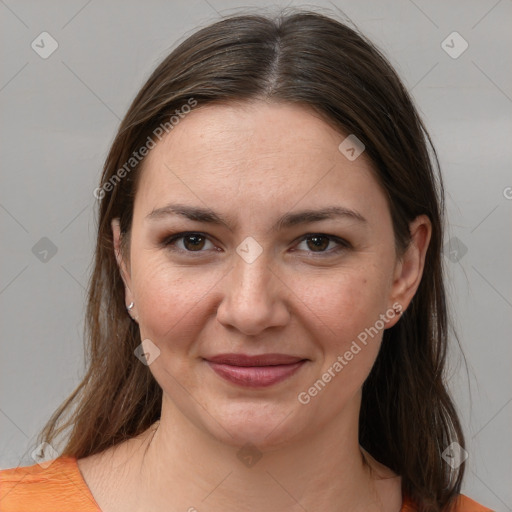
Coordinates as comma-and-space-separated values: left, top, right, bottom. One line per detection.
205, 353, 307, 388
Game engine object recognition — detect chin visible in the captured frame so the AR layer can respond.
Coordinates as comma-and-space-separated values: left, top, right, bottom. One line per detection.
203, 401, 306, 452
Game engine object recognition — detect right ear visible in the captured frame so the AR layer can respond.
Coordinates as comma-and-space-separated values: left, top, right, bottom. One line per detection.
111, 218, 134, 308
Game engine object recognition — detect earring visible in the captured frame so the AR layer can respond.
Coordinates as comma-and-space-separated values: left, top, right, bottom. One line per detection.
126, 301, 138, 322
394, 305, 403, 316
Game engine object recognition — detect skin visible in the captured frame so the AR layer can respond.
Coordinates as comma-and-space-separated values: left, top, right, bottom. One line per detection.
77, 101, 431, 512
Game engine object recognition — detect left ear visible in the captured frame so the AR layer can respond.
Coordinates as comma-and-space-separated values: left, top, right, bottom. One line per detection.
386, 214, 432, 328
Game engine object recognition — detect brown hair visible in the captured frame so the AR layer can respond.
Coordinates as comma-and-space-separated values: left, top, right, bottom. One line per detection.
37, 8, 466, 511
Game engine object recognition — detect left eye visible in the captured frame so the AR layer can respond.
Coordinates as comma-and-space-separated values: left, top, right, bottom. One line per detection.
294, 234, 349, 254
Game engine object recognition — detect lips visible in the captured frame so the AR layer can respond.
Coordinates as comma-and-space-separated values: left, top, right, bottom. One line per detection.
206, 353, 306, 366
204, 353, 307, 387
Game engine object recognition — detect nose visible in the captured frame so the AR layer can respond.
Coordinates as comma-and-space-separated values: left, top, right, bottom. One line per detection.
216, 247, 290, 336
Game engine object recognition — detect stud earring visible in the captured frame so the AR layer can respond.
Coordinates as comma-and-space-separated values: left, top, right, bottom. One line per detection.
126, 301, 138, 322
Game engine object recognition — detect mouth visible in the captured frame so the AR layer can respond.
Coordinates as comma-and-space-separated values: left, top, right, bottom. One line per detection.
204, 353, 308, 388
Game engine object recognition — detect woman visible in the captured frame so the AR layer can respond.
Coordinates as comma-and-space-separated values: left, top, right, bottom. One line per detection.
0, 9, 493, 512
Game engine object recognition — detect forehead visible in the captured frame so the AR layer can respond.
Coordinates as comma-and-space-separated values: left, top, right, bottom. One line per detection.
134, 101, 387, 221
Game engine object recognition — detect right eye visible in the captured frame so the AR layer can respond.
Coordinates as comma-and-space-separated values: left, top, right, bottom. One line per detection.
162, 232, 218, 254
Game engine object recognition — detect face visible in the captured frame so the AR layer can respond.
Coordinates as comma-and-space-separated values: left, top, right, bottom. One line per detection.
113, 101, 430, 449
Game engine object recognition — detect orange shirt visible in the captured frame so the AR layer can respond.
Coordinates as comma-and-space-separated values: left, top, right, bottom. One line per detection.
0, 456, 494, 511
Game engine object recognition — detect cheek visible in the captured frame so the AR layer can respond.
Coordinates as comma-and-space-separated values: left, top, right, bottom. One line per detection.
131, 254, 222, 346
297, 265, 390, 343
293, 269, 390, 405
130, 243, 394, 363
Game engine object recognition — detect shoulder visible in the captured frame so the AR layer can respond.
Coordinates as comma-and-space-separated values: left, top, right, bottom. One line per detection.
448, 494, 495, 512
401, 493, 494, 512
0, 456, 101, 512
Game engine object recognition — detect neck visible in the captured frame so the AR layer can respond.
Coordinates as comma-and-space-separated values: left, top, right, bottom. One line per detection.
128, 392, 399, 512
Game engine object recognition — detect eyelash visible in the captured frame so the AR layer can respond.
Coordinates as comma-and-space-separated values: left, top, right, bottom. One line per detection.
161, 231, 351, 257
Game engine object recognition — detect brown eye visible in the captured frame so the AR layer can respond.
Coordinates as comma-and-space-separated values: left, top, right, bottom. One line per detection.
162, 232, 215, 253
306, 235, 330, 252
182, 234, 206, 251
295, 234, 350, 256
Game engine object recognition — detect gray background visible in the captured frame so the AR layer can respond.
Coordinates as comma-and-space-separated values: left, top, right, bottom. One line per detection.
1, 0, 510, 509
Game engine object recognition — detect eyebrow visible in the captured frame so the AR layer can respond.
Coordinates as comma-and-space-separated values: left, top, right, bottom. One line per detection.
146, 203, 367, 232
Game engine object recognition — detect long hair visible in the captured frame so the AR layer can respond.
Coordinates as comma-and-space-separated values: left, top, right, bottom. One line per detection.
37, 9, 466, 511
